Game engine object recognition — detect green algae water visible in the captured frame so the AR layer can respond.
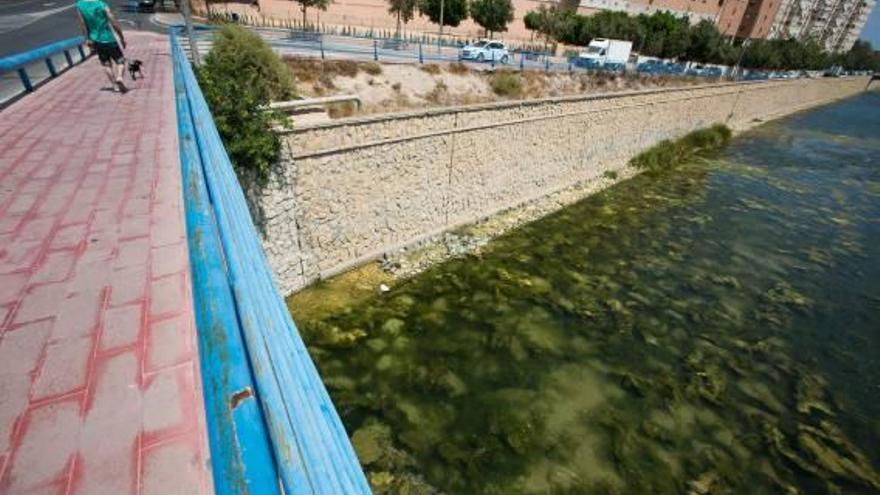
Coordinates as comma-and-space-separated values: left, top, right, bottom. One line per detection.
294, 91, 880, 495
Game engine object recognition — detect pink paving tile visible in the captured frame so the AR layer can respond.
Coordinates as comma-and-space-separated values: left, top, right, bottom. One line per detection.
29, 250, 77, 285
0, 320, 52, 452
11, 283, 66, 325
0, 273, 28, 305
151, 242, 188, 279
108, 265, 148, 308
146, 313, 192, 372
0, 399, 80, 494
31, 334, 94, 400
149, 273, 187, 318
78, 353, 142, 495
0, 32, 210, 494
141, 440, 206, 495
100, 303, 143, 351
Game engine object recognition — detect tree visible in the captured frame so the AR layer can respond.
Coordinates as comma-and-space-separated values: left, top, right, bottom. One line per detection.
418, 0, 468, 29
388, 0, 417, 37
687, 20, 724, 63
840, 40, 880, 71
196, 25, 294, 179
293, 0, 331, 28
470, 0, 514, 37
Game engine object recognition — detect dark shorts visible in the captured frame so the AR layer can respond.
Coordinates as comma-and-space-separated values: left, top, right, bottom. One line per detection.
94, 41, 124, 64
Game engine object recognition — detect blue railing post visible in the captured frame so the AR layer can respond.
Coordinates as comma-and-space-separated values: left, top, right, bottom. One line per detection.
491, 50, 495, 69
545, 56, 550, 72
419, 42, 423, 63
520, 52, 524, 71
78, 44, 86, 60
373, 39, 378, 61
45, 58, 57, 77
320, 37, 325, 59
17, 69, 33, 92
63, 49, 74, 67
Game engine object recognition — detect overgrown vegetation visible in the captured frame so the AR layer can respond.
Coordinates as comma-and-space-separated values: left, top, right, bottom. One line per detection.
489, 70, 523, 97
630, 124, 732, 172
197, 25, 295, 180
524, 7, 880, 71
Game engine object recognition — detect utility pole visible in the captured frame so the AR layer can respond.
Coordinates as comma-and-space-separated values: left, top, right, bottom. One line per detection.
439, 0, 444, 34
181, 0, 201, 65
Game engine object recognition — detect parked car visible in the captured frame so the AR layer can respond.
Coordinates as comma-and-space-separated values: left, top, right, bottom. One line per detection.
460, 40, 510, 64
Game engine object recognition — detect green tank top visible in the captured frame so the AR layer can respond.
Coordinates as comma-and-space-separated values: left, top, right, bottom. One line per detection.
76, 0, 116, 44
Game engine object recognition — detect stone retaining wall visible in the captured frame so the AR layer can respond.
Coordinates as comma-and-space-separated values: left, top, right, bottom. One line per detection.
253, 76, 870, 294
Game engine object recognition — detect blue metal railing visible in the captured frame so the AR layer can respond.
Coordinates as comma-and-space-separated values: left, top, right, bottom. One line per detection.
0, 37, 90, 94
170, 31, 371, 495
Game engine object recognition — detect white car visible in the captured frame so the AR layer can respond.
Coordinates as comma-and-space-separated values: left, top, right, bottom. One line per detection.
460, 40, 510, 64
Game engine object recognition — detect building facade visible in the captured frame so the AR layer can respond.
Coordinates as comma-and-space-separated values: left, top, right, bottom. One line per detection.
768, 0, 876, 51
236, 0, 873, 50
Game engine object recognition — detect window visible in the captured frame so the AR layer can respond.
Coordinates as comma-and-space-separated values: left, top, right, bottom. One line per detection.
489, 43, 502, 49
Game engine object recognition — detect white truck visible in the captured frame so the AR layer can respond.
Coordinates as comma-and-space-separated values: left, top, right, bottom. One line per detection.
577, 38, 632, 70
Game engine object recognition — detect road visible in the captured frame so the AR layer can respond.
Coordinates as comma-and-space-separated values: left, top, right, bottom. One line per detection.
0, 0, 171, 57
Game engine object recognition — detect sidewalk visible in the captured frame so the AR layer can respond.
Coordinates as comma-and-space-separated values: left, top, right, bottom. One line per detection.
0, 32, 212, 494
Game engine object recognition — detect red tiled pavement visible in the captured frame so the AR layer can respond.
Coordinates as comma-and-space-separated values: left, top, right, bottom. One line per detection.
0, 32, 213, 495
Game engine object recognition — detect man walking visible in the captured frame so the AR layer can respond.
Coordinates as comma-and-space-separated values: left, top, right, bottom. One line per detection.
76, 0, 128, 92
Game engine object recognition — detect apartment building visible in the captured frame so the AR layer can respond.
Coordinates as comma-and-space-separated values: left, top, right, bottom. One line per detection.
769, 0, 876, 50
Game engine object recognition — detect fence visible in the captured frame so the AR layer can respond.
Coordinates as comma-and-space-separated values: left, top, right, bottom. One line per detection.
170, 30, 371, 495
182, 23, 757, 79
0, 37, 91, 106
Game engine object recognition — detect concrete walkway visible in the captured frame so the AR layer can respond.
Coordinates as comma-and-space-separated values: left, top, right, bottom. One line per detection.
0, 32, 212, 494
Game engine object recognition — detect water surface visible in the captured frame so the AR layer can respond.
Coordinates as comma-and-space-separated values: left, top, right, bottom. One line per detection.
296, 92, 880, 494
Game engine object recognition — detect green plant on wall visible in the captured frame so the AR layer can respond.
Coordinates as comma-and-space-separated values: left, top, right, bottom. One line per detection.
196, 25, 295, 181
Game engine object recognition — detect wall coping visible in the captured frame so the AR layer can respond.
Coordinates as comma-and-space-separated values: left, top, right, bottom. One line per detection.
279, 77, 814, 135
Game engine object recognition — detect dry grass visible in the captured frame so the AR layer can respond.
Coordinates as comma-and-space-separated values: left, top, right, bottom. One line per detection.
420, 63, 442, 75
446, 62, 470, 75
362, 62, 383, 76
425, 81, 450, 104
284, 56, 378, 83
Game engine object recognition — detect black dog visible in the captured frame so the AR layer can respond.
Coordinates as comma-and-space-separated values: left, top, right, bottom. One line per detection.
128, 59, 144, 80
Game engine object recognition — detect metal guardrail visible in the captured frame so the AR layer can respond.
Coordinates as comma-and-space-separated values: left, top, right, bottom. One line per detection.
0, 37, 90, 94
170, 31, 371, 495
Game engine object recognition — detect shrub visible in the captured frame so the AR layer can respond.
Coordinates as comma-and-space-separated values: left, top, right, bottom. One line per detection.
425, 81, 449, 104
490, 71, 523, 97
447, 62, 470, 75
362, 62, 383, 75
197, 25, 295, 180
630, 124, 731, 172
420, 63, 442, 75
